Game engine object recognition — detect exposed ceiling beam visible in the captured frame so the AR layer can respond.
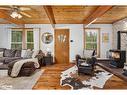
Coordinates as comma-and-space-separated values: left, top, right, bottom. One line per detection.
43, 6, 56, 28
0, 10, 23, 25
83, 6, 113, 27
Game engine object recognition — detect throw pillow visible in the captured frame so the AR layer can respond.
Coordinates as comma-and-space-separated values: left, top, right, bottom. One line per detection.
23, 50, 34, 58
32, 50, 39, 58
15, 50, 21, 57
4, 49, 16, 57
0, 52, 3, 57
21, 49, 28, 57
83, 50, 94, 58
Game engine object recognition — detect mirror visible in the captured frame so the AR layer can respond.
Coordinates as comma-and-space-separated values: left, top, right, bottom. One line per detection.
42, 32, 53, 44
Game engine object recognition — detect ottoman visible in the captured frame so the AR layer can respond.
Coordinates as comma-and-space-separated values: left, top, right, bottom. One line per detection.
8, 60, 36, 77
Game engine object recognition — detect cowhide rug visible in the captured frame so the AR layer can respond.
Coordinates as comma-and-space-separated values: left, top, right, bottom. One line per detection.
60, 65, 113, 90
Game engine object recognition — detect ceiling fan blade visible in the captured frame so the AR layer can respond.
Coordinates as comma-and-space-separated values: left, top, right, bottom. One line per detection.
20, 11, 32, 18
19, 7, 31, 11
0, 7, 11, 10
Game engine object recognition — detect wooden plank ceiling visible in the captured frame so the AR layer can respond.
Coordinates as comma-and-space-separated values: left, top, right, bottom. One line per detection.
0, 5, 126, 24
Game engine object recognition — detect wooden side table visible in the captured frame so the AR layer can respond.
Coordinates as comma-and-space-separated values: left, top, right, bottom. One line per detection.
44, 56, 53, 65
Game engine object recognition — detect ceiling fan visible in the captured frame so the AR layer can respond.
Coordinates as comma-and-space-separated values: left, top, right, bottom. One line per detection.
0, 6, 32, 19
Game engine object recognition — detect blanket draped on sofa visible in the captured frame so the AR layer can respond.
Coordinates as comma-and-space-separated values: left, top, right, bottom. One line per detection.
11, 58, 40, 77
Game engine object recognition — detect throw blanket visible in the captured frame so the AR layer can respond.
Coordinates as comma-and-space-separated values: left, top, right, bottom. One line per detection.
11, 58, 40, 77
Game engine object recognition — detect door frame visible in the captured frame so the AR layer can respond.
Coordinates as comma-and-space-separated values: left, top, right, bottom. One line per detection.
54, 28, 70, 63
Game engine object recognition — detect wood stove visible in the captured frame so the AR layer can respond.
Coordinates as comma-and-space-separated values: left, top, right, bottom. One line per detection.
109, 50, 126, 68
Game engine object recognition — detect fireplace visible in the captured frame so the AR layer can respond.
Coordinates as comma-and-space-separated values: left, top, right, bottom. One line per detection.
109, 50, 126, 68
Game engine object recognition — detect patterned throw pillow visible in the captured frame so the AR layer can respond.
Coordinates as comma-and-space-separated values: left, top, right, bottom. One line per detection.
15, 50, 21, 57
4, 49, 16, 57
21, 50, 27, 57
23, 50, 34, 58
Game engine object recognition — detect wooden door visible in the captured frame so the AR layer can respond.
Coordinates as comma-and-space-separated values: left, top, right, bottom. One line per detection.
55, 29, 69, 64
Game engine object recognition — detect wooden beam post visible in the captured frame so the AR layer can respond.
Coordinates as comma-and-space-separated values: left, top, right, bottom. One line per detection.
83, 6, 113, 27
0, 10, 23, 25
43, 6, 56, 28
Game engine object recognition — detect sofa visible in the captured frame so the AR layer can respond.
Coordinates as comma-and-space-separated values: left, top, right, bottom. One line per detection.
0, 48, 44, 70
0, 48, 23, 69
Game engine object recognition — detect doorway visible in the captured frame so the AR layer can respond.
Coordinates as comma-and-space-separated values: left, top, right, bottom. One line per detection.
55, 29, 70, 64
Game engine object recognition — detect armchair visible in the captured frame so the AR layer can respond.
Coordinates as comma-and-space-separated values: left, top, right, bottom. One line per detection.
75, 55, 97, 75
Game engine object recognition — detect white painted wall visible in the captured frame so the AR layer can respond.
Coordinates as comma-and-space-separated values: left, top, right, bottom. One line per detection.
0, 24, 19, 48
0, 24, 27, 48
0, 24, 113, 62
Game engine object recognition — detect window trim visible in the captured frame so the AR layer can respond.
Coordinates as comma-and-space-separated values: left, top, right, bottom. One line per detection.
25, 29, 34, 49
84, 28, 100, 57
11, 29, 23, 49
11, 28, 34, 49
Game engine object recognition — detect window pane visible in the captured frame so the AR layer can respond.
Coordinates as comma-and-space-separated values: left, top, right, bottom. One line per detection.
11, 30, 22, 49
27, 31, 33, 42
86, 43, 97, 50
27, 31, 34, 49
27, 43, 34, 49
86, 31, 97, 42
12, 31, 22, 42
11, 44, 22, 49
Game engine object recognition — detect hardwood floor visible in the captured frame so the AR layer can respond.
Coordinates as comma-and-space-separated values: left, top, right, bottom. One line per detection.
33, 63, 127, 90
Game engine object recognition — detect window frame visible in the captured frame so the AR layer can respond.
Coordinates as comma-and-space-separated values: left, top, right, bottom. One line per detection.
25, 29, 34, 49
11, 29, 23, 49
84, 28, 100, 57
11, 28, 34, 49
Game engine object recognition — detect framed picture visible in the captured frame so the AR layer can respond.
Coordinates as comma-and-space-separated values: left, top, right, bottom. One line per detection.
102, 33, 109, 43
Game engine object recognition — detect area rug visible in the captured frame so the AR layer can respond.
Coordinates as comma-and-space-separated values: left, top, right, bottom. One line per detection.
0, 69, 44, 90
60, 65, 113, 90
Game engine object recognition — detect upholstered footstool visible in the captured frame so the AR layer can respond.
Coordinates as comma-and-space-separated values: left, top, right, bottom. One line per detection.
8, 60, 36, 77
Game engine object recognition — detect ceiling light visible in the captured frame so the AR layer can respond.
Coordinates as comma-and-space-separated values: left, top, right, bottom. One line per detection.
17, 14, 22, 19
10, 11, 22, 19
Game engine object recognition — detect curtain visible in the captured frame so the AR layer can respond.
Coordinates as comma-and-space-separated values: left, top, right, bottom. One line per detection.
33, 28, 40, 50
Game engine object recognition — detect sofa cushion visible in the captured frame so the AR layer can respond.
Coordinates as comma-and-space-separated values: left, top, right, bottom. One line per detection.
0, 63, 8, 70
0, 48, 6, 52
15, 50, 21, 57
0, 57, 7, 63
4, 49, 16, 57
4, 57, 22, 64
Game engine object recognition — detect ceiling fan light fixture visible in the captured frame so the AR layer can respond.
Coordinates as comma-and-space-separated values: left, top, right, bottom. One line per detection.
10, 11, 18, 18
10, 11, 22, 19
17, 14, 22, 19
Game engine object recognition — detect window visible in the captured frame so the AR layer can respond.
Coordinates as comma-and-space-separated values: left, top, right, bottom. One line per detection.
84, 28, 100, 56
26, 30, 34, 49
11, 29, 34, 49
11, 29, 22, 49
